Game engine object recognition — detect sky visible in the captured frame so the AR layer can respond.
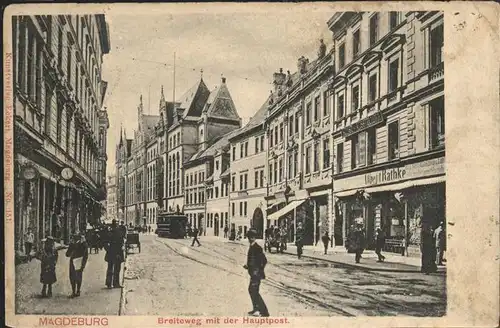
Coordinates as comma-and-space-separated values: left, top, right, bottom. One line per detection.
102, 5, 334, 175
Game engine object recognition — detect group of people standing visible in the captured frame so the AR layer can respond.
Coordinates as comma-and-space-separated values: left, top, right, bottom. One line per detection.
34, 219, 128, 298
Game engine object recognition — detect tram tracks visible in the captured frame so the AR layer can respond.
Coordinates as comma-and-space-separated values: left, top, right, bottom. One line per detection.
155, 237, 356, 316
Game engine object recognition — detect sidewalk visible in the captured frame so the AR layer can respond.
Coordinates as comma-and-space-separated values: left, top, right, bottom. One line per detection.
227, 238, 445, 273
15, 248, 124, 315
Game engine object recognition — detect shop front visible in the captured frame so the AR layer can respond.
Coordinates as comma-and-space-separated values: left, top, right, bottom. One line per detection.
334, 154, 445, 256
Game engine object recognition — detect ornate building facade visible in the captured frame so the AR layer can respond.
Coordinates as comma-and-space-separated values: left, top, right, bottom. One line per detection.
328, 11, 445, 254
13, 15, 110, 252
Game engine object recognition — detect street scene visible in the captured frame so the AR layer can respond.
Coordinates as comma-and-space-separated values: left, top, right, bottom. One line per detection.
12, 8, 447, 318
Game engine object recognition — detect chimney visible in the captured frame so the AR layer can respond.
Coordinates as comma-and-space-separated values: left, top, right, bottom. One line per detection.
273, 68, 286, 92
221, 76, 226, 84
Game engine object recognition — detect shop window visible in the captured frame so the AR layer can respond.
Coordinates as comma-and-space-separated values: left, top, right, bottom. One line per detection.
369, 73, 378, 102
388, 121, 400, 160
323, 138, 331, 169
352, 85, 360, 111
430, 24, 444, 68
430, 96, 445, 149
367, 128, 377, 165
336, 143, 344, 173
305, 102, 312, 127
338, 43, 346, 68
337, 94, 345, 119
314, 142, 320, 172
390, 12, 400, 30
388, 58, 399, 93
305, 145, 312, 174
369, 14, 379, 46
353, 29, 361, 56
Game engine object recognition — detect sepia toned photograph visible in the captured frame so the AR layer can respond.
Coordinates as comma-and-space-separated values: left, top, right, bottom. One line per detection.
3, 2, 498, 328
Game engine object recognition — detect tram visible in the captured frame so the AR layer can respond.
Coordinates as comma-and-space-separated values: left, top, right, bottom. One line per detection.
156, 211, 188, 239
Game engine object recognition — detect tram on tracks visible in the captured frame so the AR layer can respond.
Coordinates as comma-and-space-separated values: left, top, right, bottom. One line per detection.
156, 211, 188, 239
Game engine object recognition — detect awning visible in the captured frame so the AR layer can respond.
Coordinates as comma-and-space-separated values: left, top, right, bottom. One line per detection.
267, 199, 306, 222
334, 175, 445, 198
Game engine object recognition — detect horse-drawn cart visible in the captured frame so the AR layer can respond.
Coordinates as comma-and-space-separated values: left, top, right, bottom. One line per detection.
126, 229, 141, 253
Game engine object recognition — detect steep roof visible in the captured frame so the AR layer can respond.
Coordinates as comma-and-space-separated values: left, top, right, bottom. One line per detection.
202, 80, 240, 121
229, 96, 269, 141
176, 79, 210, 117
143, 115, 160, 131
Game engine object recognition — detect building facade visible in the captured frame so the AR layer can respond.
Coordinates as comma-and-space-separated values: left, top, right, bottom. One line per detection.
228, 100, 269, 239
328, 11, 445, 254
13, 15, 111, 251
264, 42, 335, 247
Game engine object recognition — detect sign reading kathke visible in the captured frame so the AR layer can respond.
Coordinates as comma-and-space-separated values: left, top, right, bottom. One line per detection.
342, 112, 384, 138
22, 164, 39, 180
61, 167, 74, 180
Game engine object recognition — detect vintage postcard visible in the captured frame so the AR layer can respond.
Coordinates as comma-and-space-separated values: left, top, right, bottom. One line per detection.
4, 2, 499, 328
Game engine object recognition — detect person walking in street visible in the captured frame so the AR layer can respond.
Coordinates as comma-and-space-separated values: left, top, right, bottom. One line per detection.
191, 227, 201, 247
375, 227, 386, 262
148, 225, 152, 234
243, 228, 269, 317
321, 231, 331, 255
421, 224, 438, 274
104, 220, 125, 288
295, 223, 304, 259
66, 232, 89, 297
224, 225, 229, 239
38, 236, 58, 298
434, 221, 445, 266
352, 224, 366, 263
24, 227, 35, 262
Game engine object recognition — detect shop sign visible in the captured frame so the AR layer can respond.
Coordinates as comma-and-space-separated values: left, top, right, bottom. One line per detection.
365, 167, 407, 186
342, 112, 384, 138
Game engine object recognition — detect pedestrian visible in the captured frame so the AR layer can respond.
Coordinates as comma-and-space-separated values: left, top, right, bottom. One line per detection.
295, 223, 304, 259
224, 225, 229, 238
352, 224, 366, 263
38, 236, 58, 298
243, 228, 269, 317
104, 220, 125, 288
24, 227, 35, 262
421, 224, 438, 274
148, 225, 151, 234
434, 221, 445, 266
119, 221, 127, 239
66, 232, 89, 297
375, 227, 386, 262
191, 227, 201, 247
321, 231, 331, 255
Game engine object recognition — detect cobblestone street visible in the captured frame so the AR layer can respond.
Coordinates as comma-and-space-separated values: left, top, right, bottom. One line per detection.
122, 235, 446, 317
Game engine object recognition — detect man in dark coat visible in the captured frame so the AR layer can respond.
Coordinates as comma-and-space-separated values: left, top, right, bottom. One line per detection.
295, 223, 304, 259
321, 231, 331, 255
104, 220, 125, 288
191, 227, 201, 247
352, 224, 366, 263
375, 227, 386, 262
243, 228, 269, 317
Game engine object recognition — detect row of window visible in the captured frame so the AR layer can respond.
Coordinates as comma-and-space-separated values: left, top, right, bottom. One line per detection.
169, 131, 182, 149
207, 183, 229, 200
186, 171, 205, 187
185, 188, 205, 205
147, 207, 157, 225
232, 135, 266, 161
231, 201, 248, 217
206, 212, 229, 229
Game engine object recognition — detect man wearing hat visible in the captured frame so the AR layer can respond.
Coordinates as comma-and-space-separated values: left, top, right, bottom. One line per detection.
243, 228, 269, 317
66, 231, 89, 297
104, 219, 125, 288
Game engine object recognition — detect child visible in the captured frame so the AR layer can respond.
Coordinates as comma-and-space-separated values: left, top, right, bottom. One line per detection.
39, 236, 58, 298
66, 232, 89, 297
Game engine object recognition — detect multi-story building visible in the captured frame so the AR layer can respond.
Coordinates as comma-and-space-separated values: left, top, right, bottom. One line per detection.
228, 99, 269, 239
106, 174, 117, 222
13, 15, 111, 250
116, 76, 241, 230
265, 42, 335, 247
328, 11, 445, 255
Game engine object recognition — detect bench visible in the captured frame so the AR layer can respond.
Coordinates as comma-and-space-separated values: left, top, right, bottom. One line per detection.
384, 238, 405, 255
